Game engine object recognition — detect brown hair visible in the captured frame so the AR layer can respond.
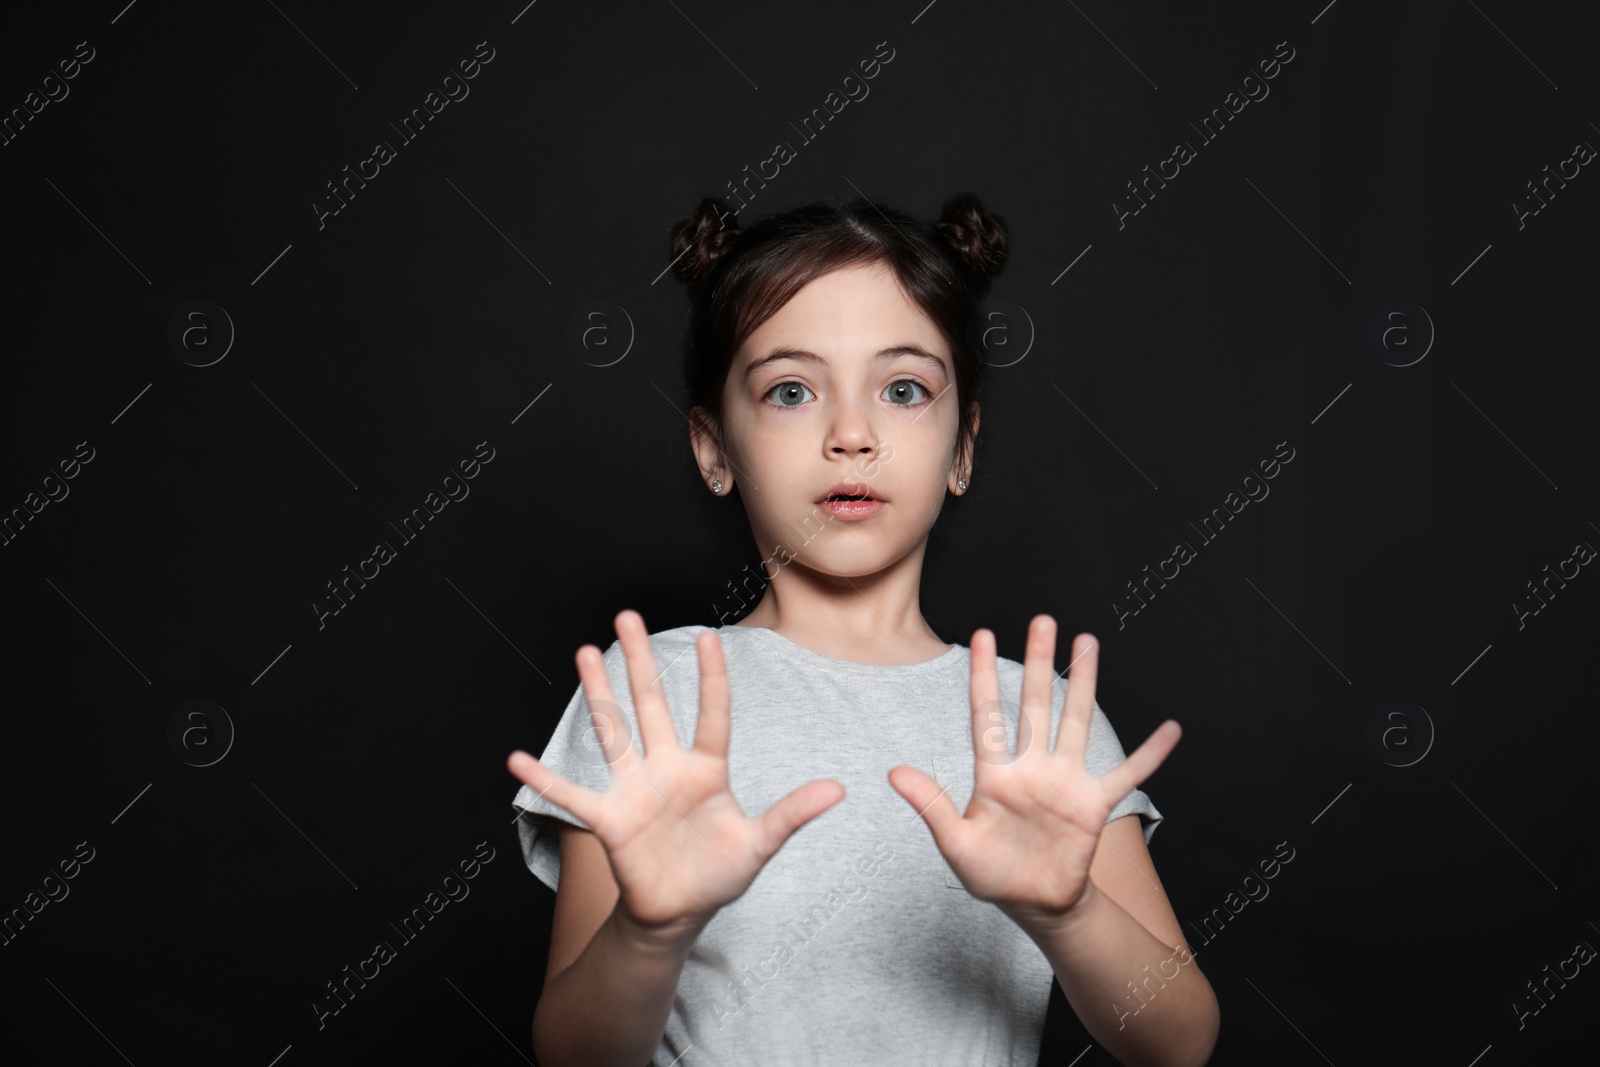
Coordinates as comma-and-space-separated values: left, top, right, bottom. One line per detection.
667, 193, 1009, 484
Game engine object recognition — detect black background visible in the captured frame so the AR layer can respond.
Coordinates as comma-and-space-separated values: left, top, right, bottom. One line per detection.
2, 1, 1597, 1064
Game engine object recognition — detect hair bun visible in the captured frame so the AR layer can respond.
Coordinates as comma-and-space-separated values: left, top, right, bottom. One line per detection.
668, 197, 742, 290
934, 193, 1008, 287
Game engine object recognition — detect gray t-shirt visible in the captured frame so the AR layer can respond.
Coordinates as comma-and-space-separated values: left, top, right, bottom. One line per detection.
511, 623, 1162, 1066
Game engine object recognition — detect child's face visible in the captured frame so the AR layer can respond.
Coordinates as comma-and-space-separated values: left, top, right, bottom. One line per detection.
707, 261, 971, 575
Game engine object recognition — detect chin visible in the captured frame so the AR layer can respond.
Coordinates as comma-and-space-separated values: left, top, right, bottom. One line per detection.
801, 548, 902, 580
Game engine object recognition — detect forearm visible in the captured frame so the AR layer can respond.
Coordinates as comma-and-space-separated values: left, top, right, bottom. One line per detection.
532, 903, 701, 1067
1022, 880, 1219, 1067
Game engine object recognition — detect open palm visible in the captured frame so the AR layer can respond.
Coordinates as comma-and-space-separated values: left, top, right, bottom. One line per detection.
889, 615, 1180, 931
508, 610, 844, 941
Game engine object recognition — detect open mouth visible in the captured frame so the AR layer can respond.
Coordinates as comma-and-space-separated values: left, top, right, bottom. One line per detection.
817, 481, 885, 504
817, 489, 886, 519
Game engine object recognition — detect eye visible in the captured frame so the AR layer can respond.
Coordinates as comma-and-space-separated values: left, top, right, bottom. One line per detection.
762, 378, 934, 409
765, 380, 815, 408
883, 379, 931, 406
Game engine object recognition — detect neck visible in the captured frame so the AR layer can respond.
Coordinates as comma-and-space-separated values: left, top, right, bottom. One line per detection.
731, 553, 950, 664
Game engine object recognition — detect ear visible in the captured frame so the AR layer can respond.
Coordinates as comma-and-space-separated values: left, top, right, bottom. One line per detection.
689, 407, 729, 492
948, 403, 980, 494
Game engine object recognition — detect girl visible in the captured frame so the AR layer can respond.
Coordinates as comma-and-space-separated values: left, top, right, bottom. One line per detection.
507, 193, 1220, 1066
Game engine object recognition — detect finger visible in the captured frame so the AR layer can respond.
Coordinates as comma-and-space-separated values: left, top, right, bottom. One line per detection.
886, 765, 966, 853
1018, 615, 1056, 765
614, 609, 681, 758
969, 628, 1007, 775
1054, 632, 1099, 770
574, 644, 639, 772
691, 631, 731, 759
506, 750, 607, 828
1098, 720, 1182, 805
751, 778, 846, 862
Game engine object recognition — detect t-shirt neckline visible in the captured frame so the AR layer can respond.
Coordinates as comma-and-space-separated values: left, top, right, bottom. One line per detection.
714, 623, 967, 675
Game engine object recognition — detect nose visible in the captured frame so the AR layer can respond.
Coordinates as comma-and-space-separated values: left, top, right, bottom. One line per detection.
825, 403, 880, 461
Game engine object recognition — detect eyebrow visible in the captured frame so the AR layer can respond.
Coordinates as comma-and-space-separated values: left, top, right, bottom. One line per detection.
742, 345, 949, 383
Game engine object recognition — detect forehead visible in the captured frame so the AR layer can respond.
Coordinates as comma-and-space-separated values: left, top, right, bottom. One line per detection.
737, 263, 944, 361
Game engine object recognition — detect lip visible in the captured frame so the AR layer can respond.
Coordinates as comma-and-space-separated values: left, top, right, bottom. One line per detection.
816, 481, 884, 504
819, 498, 885, 520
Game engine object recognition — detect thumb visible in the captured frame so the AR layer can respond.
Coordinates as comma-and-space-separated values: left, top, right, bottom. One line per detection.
752, 778, 846, 861
888, 765, 963, 849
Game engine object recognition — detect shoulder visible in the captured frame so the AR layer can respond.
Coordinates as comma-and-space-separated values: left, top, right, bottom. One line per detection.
593, 623, 712, 668
988, 650, 1124, 742
607, 622, 712, 649
988, 650, 1096, 704
585, 623, 716, 701
988, 650, 1075, 705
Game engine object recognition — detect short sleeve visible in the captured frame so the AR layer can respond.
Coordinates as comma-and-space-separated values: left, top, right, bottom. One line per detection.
511, 640, 640, 891
1081, 694, 1165, 844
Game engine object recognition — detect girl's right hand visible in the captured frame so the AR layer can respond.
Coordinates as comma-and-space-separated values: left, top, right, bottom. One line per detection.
507, 610, 845, 946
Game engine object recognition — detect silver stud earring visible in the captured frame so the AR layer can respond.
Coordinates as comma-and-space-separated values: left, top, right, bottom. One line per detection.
710, 478, 723, 494
957, 477, 968, 491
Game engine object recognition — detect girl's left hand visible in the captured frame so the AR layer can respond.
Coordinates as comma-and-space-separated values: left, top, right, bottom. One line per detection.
888, 615, 1181, 933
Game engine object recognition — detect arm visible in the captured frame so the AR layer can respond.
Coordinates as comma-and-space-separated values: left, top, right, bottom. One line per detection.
511, 615, 844, 1065
532, 825, 704, 1067
888, 620, 1218, 1067
1023, 815, 1218, 1067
